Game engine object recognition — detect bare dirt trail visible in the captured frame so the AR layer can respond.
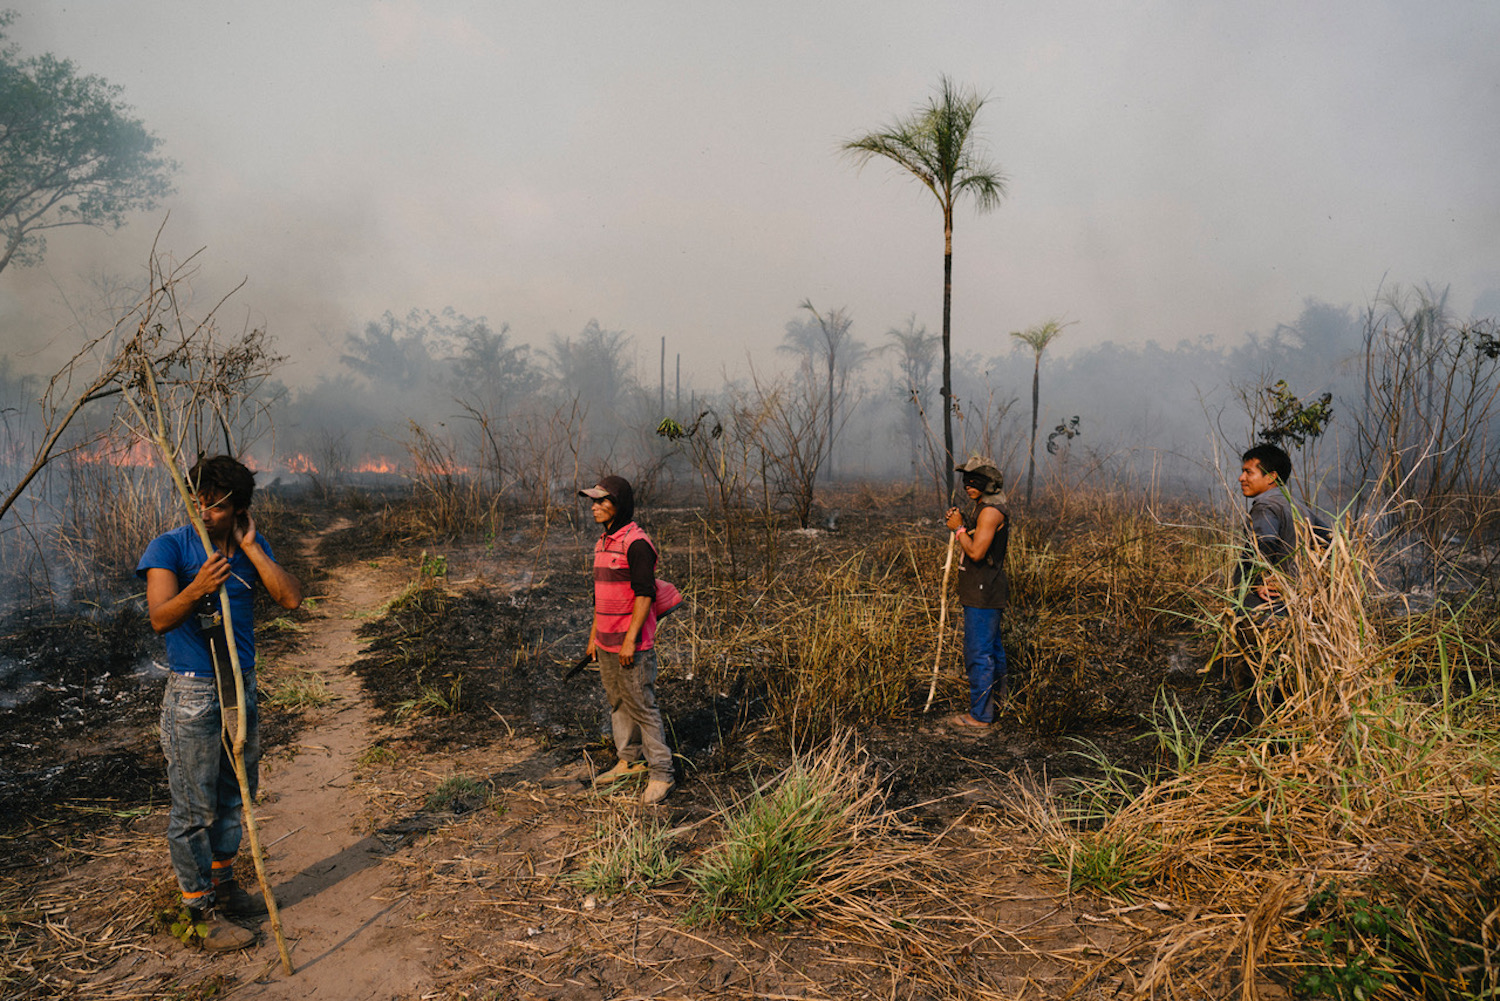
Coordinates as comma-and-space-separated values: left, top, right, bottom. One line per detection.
227, 521, 434, 998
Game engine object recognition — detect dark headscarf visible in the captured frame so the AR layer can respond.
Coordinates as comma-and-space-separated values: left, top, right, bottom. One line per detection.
579, 475, 635, 534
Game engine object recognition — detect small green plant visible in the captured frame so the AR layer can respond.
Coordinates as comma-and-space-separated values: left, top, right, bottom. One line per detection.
1059, 739, 1149, 823
418, 550, 448, 578
1041, 831, 1156, 901
686, 757, 859, 928
264, 669, 332, 709
1294, 886, 1401, 1000
395, 673, 464, 719
159, 905, 208, 947
566, 812, 684, 898
1147, 690, 1231, 776
1258, 379, 1334, 449
356, 743, 397, 767
425, 774, 490, 813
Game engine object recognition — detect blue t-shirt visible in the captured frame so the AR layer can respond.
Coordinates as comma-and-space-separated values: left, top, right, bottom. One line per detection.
137, 524, 273, 678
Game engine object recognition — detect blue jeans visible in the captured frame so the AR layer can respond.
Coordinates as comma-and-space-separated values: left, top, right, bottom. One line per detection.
159, 671, 259, 908
962, 606, 1008, 724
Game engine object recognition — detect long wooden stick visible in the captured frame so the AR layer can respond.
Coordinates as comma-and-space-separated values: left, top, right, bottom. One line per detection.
923, 533, 957, 712
131, 365, 295, 974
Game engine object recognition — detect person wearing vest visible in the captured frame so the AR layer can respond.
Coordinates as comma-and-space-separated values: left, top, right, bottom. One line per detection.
579, 475, 675, 805
944, 456, 1010, 730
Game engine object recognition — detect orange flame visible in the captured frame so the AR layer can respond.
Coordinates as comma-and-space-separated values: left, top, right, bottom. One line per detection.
284, 453, 318, 474
354, 456, 399, 474
414, 460, 471, 477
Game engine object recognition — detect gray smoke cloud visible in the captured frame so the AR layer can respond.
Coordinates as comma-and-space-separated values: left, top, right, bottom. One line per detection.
2, 1, 1497, 484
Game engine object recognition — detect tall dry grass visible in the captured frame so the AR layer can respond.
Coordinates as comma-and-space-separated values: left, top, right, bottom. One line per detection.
1015, 515, 1500, 999
378, 420, 505, 540
671, 530, 942, 744
666, 490, 1227, 744
1003, 495, 1222, 733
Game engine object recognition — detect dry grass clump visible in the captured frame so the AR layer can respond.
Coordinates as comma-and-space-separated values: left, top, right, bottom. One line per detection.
1004, 501, 1220, 733
55, 459, 175, 584
1029, 520, 1500, 999
756, 547, 933, 741
674, 532, 940, 742
376, 420, 505, 541
679, 732, 1013, 988
567, 810, 686, 899
686, 731, 895, 928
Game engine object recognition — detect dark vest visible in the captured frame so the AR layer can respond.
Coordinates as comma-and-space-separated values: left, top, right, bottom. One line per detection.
957, 501, 1009, 609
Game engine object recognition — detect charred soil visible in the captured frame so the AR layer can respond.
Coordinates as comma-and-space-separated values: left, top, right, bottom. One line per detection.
0, 494, 1249, 1000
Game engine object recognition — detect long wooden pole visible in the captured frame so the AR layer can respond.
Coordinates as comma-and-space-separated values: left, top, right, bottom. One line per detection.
923, 533, 957, 712
131, 365, 295, 974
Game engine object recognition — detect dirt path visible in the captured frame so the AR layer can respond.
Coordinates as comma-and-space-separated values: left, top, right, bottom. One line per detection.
230, 522, 432, 997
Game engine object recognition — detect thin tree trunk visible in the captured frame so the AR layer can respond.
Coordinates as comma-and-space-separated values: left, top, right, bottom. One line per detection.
1026, 357, 1040, 505
941, 212, 955, 504
827, 355, 836, 483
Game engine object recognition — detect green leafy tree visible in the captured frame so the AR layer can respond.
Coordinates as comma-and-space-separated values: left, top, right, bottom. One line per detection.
0, 11, 175, 275
546, 319, 633, 414
844, 76, 1006, 500
1011, 318, 1071, 505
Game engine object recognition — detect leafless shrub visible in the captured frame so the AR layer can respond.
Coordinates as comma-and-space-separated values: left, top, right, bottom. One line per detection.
0, 234, 282, 604
1349, 285, 1500, 550
380, 419, 500, 540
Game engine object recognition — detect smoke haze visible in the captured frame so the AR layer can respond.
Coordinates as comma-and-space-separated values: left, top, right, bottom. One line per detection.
2, 1, 1498, 486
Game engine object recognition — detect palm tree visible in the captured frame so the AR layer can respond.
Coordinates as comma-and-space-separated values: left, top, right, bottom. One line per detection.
844, 76, 1006, 500
1011, 319, 1071, 506
883, 315, 942, 489
783, 300, 864, 480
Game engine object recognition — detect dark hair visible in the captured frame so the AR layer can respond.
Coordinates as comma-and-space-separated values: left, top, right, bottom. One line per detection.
187, 455, 256, 511
1242, 443, 1291, 484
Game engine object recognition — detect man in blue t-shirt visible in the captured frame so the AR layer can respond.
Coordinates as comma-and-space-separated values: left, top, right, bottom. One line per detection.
137, 455, 301, 951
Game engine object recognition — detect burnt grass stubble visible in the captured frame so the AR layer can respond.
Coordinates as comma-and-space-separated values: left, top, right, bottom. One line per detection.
1, 489, 1230, 893
0, 502, 326, 853
328, 495, 1229, 820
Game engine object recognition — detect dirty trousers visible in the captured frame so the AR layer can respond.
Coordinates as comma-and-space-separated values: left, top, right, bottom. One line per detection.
596, 647, 673, 783
160, 670, 259, 908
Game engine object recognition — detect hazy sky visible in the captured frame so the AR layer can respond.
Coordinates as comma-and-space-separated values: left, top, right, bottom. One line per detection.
3, 0, 1498, 390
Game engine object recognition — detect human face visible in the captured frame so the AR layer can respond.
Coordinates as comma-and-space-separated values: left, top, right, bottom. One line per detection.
964, 484, 982, 501
197, 490, 240, 540
591, 496, 616, 526
1239, 459, 1279, 498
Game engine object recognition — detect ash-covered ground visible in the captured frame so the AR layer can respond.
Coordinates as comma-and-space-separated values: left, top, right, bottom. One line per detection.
0, 493, 1232, 842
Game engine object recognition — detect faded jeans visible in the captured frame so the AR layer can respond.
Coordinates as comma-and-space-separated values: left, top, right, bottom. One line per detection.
962, 606, 1008, 724
597, 647, 673, 782
159, 670, 259, 908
